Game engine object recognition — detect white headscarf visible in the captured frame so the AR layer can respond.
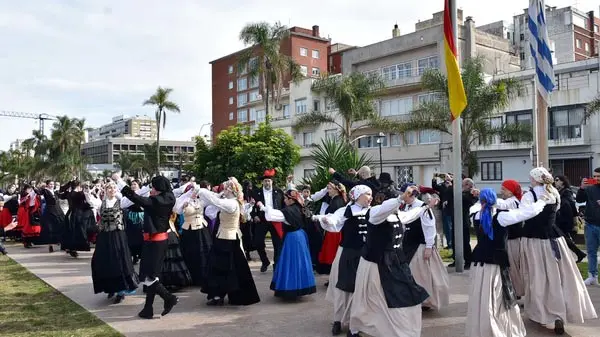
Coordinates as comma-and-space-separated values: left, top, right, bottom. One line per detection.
529, 167, 560, 204
349, 185, 372, 202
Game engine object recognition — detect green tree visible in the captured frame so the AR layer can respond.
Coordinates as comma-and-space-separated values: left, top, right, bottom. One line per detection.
237, 22, 303, 120
293, 72, 385, 143
375, 57, 531, 177
115, 151, 146, 177
192, 121, 300, 186
140, 142, 167, 176
302, 138, 373, 192
585, 95, 600, 122
143, 87, 181, 171
47, 116, 87, 181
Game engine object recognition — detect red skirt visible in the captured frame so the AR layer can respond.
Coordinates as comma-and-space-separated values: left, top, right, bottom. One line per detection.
20, 208, 41, 238
318, 232, 342, 265
0, 208, 14, 228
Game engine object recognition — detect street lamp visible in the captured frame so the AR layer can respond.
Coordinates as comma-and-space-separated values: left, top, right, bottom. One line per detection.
376, 132, 385, 174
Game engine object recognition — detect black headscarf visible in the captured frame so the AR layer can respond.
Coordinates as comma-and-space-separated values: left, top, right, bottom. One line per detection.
151, 176, 172, 193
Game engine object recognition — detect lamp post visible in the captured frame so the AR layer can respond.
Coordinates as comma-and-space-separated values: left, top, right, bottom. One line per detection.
376, 132, 385, 174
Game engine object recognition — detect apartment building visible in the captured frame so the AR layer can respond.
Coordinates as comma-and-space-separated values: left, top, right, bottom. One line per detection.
209, 25, 331, 137
474, 59, 600, 190
510, 5, 599, 68
310, 11, 521, 186
88, 114, 157, 141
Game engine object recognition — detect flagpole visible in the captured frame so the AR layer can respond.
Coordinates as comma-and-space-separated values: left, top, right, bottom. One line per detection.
450, 0, 464, 273
537, 91, 549, 168
531, 79, 538, 167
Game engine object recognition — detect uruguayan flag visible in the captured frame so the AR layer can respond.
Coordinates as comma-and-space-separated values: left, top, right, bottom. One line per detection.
528, 0, 554, 103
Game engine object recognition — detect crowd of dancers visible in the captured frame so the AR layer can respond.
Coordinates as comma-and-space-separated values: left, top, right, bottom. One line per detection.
0, 165, 599, 336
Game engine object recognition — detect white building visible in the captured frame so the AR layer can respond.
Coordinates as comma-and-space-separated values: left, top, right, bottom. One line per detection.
474, 58, 600, 190
88, 114, 157, 141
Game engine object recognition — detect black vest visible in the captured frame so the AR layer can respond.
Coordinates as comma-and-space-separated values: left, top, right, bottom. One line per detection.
522, 190, 559, 239
401, 203, 425, 246
472, 210, 509, 267
362, 214, 407, 264
340, 206, 369, 250
506, 200, 524, 240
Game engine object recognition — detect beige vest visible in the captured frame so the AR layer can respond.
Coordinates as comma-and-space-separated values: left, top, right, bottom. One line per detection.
217, 204, 241, 240
182, 203, 208, 230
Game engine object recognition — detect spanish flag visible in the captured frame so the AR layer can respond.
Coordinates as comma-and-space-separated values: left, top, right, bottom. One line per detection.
443, 0, 467, 120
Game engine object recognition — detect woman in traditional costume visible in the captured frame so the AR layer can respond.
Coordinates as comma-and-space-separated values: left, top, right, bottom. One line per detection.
259, 188, 316, 298
37, 180, 65, 253
314, 181, 347, 279
121, 180, 147, 264
18, 184, 42, 248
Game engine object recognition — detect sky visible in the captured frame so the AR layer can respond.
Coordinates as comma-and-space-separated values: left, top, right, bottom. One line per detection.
0, 0, 597, 150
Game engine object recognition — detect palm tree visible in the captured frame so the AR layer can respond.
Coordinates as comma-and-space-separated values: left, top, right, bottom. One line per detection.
237, 22, 303, 120
585, 95, 600, 122
47, 116, 86, 181
115, 151, 146, 177
293, 72, 385, 143
143, 87, 181, 172
374, 57, 531, 177
140, 142, 167, 176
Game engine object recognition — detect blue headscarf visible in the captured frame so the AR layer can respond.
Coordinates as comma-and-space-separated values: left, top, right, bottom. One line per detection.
479, 188, 497, 241
399, 182, 416, 193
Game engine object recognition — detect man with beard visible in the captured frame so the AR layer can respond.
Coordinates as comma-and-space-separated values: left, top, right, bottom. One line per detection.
251, 169, 284, 272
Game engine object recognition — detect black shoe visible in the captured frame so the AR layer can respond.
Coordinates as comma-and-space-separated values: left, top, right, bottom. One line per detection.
464, 263, 471, 270
107, 293, 115, 299
48, 246, 54, 253
260, 262, 270, 273
422, 306, 432, 312
138, 285, 156, 319
206, 298, 224, 306
113, 294, 124, 304
69, 251, 78, 258
245, 251, 252, 261
346, 331, 360, 337
154, 282, 178, 316
332, 321, 342, 335
324, 281, 330, 287
554, 319, 565, 335
577, 252, 587, 263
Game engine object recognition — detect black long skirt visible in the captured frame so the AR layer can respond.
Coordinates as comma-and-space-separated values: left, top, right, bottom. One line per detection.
91, 230, 139, 294
38, 205, 65, 245
160, 231, 192, 289
61, 208, 94, 252
180, 227, 212, 287
240, 221, 255, 252
124, 210, 144, 259
201, 237, 260, 305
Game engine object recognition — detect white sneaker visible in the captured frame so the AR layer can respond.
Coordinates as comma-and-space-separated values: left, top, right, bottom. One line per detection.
584, 275, 598, 286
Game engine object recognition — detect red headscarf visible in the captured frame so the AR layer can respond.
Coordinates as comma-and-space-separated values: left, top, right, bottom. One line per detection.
502, 179, 523, 200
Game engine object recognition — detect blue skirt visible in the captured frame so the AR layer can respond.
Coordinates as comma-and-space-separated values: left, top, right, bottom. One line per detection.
270, 229, 316, 298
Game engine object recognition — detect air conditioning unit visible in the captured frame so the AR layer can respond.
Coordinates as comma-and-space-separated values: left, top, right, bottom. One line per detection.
275, 104, 282, 110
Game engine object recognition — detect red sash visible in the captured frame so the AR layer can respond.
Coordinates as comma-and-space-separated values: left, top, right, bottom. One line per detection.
272, 221, 283, 239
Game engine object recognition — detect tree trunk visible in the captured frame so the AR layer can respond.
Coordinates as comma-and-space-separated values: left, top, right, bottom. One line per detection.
156, 111, 161, 174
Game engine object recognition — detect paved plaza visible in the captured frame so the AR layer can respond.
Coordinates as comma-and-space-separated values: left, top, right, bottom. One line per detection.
5, 243, 600, 337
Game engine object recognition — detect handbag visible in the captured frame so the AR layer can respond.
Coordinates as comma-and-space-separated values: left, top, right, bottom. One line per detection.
574, 216, 584, 233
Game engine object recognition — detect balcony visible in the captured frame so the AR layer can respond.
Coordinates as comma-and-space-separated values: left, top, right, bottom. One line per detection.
475, 125, 586, 151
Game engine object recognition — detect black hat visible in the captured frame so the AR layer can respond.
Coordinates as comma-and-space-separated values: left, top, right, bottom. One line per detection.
151, 176, 172, 193
379, 172, 393, 184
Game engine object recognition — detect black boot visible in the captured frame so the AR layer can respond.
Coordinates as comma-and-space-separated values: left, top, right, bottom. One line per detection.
138, 284, 156, 319
154, 282, 178, 316
332, 321, 342, 335
554, 319, 565, 335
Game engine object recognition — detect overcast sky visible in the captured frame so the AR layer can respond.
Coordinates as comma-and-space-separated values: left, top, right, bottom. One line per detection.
0, 0, 597, 150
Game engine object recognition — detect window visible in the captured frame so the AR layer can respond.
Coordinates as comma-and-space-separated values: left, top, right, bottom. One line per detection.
237, 77, 247, 91
418, 93, 441, 106
237, 109, 248, 122
313, 100, 320, 112
418, 130, 440, 144
520, 52, 525, 60
325, 129, 338, 140
417, 56, 439, 75
382, 65, 398, 81
520, 33, 524, 41
304, 169, 316, 179
238, 63, 247, 75
303, 132, 313, 147
576, 39, 582, 49
325, 97, 338, 111
390, 133, 401, 147
481, 161, 503, 181
396, 166, 414, 185
295, 98, 307, 114
228, 97, 233, 105
249, 90, 260, 102
229, 112, 234, 120
237, 93, 247, 107
380, 97, 413, 116
312, 67, 320, 76
595, 25, 599, 33
397, 62, 412, 78
585, 42, 590, 52
248, 57, 258, 72
300, 47, 308, 56
249, 75, 259, 88
300, 65, 308, 76
228, 81, 233, 89
283, 104, 290, 119
406, 131, 417, 145
312, 49, 320, 59
357, 135, 388, 148
255, 109, 266, 123
550, 107, 583, 140
228, 65, 233, 74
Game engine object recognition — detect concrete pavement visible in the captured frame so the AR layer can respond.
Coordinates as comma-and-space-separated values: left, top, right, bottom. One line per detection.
4, 242, 600, 337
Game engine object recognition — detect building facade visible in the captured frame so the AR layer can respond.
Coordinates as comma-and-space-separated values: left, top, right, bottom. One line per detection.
511, 6, 599, 69
333, 12, 520, 186
81, 137, 195, 167
88, 115, 157, 141
209, 25, 331, 137
473, 59, 600, 190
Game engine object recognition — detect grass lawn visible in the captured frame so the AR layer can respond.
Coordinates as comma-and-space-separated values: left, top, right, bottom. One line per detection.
0, 255, 122, 337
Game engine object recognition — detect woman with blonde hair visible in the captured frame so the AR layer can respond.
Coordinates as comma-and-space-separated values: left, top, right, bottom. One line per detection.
520, 167, 596, 334
197, 177, 260, 306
